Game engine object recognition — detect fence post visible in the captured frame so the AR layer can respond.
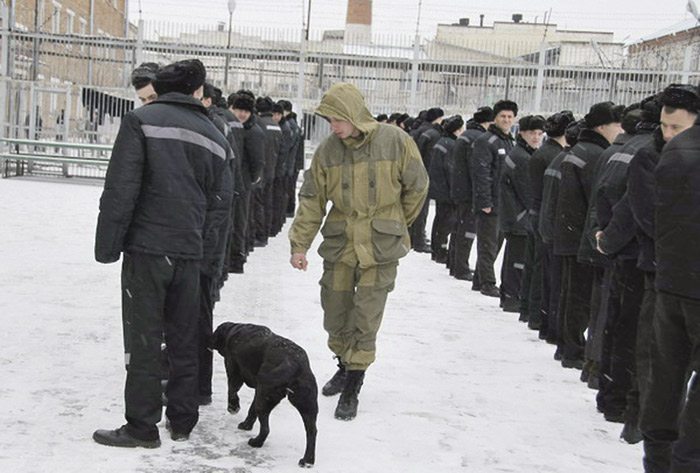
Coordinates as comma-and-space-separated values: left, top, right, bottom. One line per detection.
682, 44, 693, 83
296, 28, 306, 121
409, 34, 421, 115
0, 5, 9, 139
534, 42, 547, 113
135, 20, 144, 69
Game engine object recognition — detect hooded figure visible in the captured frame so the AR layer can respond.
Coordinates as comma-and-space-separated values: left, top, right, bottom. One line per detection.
288, 82, 428, 422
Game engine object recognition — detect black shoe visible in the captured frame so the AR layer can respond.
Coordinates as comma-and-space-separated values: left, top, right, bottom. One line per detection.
413, 244, 431, 254
93, 425, 160, 448
604, 411, 625, 424
561, 358, 584, 370
471, 283, 481, 291
253, 239, 268, 248
553, 347, 563, 361
199, 394, 212, 406
480, 284, 500, 298
165, 420, 189, 441
322, 360, 347, 397
228, 265, 244, 274
335, 370, 365, 421
454, 271, 474, 281
621, 419, 643, 444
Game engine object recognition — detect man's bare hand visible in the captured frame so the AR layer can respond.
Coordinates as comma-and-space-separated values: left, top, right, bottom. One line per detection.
482, 207, 492, 214
290, 252, 308, 271
595, 231, 606, 254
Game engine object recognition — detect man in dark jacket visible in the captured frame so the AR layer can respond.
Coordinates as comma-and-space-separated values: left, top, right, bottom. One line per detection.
279, 100, 304, 217
499, 115, 544, 312
555, 102, 622, 369
638, 84, 700, 473
229, 91, 265, 266
428, 115, 464, 264
411, 107, 444, 252
272, 102, 293, 236
539, 120, 583, 348
256, 96, 283, 244
130, 62, 160, 105
527, 111, 574, 334
93, 59, 233, 447
472, 100, 518, 297
448, 107, 494, 280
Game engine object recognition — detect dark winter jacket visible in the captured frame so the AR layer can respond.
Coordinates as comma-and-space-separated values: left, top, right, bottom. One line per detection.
428, 133, 457, 203
529, 138, 565, 234
241, 115, 265, 188
594, 128, 657, 260
208, 107, 244, 199
553, 129, 611, 256
258, 113, 282, 182
95, 92, 234, 279
626, 129, 664, 273
285, 115, 303, 175
576, 132, 632, 267
449, 122, 487, 205
415, 122, 443, 171
409, 120, 430, 141
277, 118, 293, 178
472, 124, 516, 213
655, 124, 700, 299
539, 149, 569, 244
499, 134, 534, 235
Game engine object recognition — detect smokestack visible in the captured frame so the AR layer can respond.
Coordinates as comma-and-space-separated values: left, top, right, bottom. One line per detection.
479, 14, 484, 27
346, 0, 372, 44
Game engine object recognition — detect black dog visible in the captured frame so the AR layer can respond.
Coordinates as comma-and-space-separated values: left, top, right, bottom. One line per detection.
210, 322, 318, 468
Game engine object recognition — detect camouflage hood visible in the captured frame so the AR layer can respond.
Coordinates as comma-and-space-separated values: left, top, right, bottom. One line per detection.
315, 82, 378, 149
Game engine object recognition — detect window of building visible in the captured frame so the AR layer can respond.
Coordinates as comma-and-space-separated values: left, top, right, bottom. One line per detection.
51, 2, 62, 34
78, 17, 87, 35
66, 9, 75, 35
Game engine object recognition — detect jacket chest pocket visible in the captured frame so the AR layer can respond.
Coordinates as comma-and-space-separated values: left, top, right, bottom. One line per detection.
318, 220, 347, 262
371, 219, 408, 263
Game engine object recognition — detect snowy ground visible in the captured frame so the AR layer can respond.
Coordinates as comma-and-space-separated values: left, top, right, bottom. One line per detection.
0, 177, 642, 472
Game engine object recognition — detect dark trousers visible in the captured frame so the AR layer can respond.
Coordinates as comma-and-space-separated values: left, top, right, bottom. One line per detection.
559, 255, 594, 362
521, 229, 543, 328
250, 185, 266, 243
641, 290, 700, 473
501, 233, 527, 310
286, 171, 299, 216
450, 203, 475, 279
198, 275, 214, 398
598, 258, 644, 416
409, 198, 430, 248
431, 202, 455, 263
543, 245, 563, 345
263, 180, 275, 238
228, 190, 250, 270
271, 176, 287, 236
121, 252, 200, 440
632, 273, 656, 427
474, 211, 503, 288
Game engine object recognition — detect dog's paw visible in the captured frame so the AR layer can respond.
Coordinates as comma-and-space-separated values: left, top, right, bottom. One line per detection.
238, 421, 254, 431
248, 437, 264, 448
227, 404, 240, 415
298, 458, 315, 468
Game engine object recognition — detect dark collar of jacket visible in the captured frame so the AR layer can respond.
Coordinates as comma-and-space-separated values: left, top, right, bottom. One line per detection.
151, 92, 208, 113
636, 121, 658, 134
467, 122, 487, 132
488, 123, 513, 141
652, 127, 665, 152
515, 134, 536, 155
259, 112, 273, 118
577, 128, 611, 149
544, 137, 564, 151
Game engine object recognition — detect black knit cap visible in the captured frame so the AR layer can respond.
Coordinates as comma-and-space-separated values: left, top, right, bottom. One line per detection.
473, 106, 495, 123
444, 115, 465, 134
131, 62, 160, 90
565, 119, 585, 147
659, 83, 700, 113
493, 100, 518, 117
584, 101, 621, 128
544, 110, 575, 137
639, 94, 662, 124
153, 59, 206, 96
425, 107, 445, 123
231, 94, 255, 112
256, 96, 274, 113
519, 115, 546, 131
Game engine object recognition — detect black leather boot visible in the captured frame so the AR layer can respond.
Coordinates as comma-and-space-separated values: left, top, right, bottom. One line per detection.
322, 358, 346, 397
334, 370, 365, 421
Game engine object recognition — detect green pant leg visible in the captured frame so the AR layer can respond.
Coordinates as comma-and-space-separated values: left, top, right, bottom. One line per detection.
320, 260, 356, 361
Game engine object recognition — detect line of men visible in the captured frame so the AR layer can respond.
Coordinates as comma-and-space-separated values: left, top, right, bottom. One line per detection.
92, 59, 304, 448
384, 85, 700, 473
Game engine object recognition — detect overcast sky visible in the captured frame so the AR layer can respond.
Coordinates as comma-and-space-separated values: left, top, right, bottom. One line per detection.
129, 0, 696, 43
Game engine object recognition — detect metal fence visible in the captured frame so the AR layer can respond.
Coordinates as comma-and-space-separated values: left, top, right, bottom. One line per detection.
1, 9, 699, 149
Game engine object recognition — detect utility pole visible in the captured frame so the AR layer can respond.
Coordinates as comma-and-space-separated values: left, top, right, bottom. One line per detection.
223, 0, 236, 88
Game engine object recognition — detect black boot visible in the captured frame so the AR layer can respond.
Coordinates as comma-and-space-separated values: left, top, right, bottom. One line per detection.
322, 359, 346, 397
335, 370, 365, 421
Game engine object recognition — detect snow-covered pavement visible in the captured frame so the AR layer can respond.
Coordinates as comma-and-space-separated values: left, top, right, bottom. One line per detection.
0, 178, 642, 472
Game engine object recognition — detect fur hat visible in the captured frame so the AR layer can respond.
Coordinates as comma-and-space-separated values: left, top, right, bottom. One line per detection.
519, 115, 546, 131
639, 94, 662, 125
153, 59, 206, 96
425, 107, 445, 123
658, 83, 700, 113
278, 100, 293, 112
271, 102, 284, 114
473, 106, 495, 123
443, 115, 465, 135
493, 100, 518, 117
565, 119, 585, 147
231, 94, 255, 112
621, 108, 643, 134
130, 62, 160, 90
544, 110, 575, 137
255, 96, 274, 113
376, 113, 388, 122
584, 101, 621, 128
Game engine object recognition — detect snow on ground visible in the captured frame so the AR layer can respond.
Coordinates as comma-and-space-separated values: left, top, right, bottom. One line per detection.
0, 178, 642, 472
